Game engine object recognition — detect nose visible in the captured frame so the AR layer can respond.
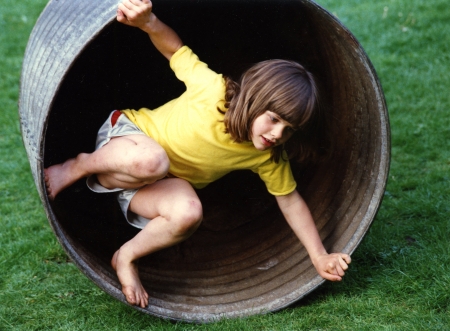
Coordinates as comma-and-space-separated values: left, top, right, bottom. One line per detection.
271, 124, 284, 140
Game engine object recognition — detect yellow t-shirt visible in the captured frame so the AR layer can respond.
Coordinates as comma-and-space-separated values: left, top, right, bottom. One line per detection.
122, 46, 296, 196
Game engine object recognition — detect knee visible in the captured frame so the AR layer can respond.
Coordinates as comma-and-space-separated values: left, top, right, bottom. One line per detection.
131, 147, 169, 180
147, 148, 170, 178
169, 199, 203, 237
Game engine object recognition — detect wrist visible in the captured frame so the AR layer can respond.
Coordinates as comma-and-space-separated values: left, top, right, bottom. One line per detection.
310, 250, 328, 265
141, 12, 158, 34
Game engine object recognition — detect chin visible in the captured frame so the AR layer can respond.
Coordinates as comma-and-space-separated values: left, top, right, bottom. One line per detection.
251, 137, 272, 151
257, 145, 271, 151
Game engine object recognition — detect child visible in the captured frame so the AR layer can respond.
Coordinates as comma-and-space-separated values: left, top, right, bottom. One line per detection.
45, 0, 351, 309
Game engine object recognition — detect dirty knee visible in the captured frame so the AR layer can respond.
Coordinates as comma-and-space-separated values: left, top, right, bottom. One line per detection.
149, 148, 170, 177
131, 148, 169, 180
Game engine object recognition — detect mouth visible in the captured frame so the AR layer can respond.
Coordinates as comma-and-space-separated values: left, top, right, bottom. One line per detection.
261, 136, 275, 147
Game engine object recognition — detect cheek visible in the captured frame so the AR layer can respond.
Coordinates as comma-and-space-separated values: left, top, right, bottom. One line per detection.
249, 120, 260, 140
251, 117, 265, 134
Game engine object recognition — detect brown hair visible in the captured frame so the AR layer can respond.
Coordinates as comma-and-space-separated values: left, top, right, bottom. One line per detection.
221, 59, 319, 163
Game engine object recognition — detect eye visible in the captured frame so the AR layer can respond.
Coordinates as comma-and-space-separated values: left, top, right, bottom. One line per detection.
268, 114, 278, 123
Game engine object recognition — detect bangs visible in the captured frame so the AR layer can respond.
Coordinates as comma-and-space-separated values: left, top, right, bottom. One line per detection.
267, 72, 317, 129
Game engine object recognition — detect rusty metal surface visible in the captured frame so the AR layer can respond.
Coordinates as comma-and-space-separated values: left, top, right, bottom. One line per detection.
19, 0, 390, 323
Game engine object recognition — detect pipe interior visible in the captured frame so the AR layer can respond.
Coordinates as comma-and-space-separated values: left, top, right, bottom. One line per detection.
43, 0, 383, 319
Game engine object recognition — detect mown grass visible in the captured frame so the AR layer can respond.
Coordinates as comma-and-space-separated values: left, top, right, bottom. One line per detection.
1, 0, 449, 330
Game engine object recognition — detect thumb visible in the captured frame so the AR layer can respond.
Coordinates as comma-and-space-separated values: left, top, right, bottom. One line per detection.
320, 269, 342, 282
324, 272, 342, 282
116, 9, 127, 23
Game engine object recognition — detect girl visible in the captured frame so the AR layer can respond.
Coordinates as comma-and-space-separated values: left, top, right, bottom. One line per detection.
45, 0, 351, 309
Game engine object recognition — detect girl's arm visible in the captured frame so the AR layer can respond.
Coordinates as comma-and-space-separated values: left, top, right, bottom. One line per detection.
275, 190, 351, 281
117, 0, 183, 60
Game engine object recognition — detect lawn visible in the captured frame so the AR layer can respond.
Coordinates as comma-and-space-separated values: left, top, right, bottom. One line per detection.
1, 0, 449, 330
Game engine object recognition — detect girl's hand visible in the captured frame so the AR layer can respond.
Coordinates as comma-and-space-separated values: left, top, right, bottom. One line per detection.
117, 0, 153, 30
116, 0, 182, 60
312, 253, 351, 281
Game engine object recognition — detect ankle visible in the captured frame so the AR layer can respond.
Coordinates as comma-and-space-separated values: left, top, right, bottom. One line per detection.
69, 153, 92, 178
116, 244, 139, 264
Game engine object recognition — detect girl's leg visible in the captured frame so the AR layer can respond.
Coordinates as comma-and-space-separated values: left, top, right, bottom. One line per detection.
44, 134, 169, 200
111, 178, 203, 308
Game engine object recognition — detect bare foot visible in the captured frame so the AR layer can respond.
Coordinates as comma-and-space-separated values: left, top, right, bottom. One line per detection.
44, 158, 82, 200
111, 249, 149, 308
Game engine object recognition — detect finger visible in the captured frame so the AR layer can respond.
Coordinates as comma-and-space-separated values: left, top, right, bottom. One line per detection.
120, 0, 133, 11
322, 270, 342, 282
117, 1, 141, 23
121, 0, 152, 20
128, 0, 139, 8
335, 262, 345, 277
326, 257, 345, 277
129, 0, 149, 8
332, 275, 342, 282
324, 261, 334, 274
341, 253, 352, 264
117, 8, 126, 22
117, 3, 131, 19
338, 255, 349, 271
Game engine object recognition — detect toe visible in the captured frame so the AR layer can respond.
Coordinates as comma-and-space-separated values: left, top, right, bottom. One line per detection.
125, 292, 137, 306
139, 293, 149, 308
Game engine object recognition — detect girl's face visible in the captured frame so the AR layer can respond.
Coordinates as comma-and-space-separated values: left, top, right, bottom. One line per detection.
251, 111, 296, 151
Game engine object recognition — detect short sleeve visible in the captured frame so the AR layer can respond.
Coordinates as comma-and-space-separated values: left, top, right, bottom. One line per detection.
257, 156, 297, 196
169, 46, 222, 90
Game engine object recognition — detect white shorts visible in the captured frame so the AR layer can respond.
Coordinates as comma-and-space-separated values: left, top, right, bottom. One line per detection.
86, 110, 151, 229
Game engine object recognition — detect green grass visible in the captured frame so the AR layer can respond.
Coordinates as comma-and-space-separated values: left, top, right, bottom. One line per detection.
1, 0, 449, 330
